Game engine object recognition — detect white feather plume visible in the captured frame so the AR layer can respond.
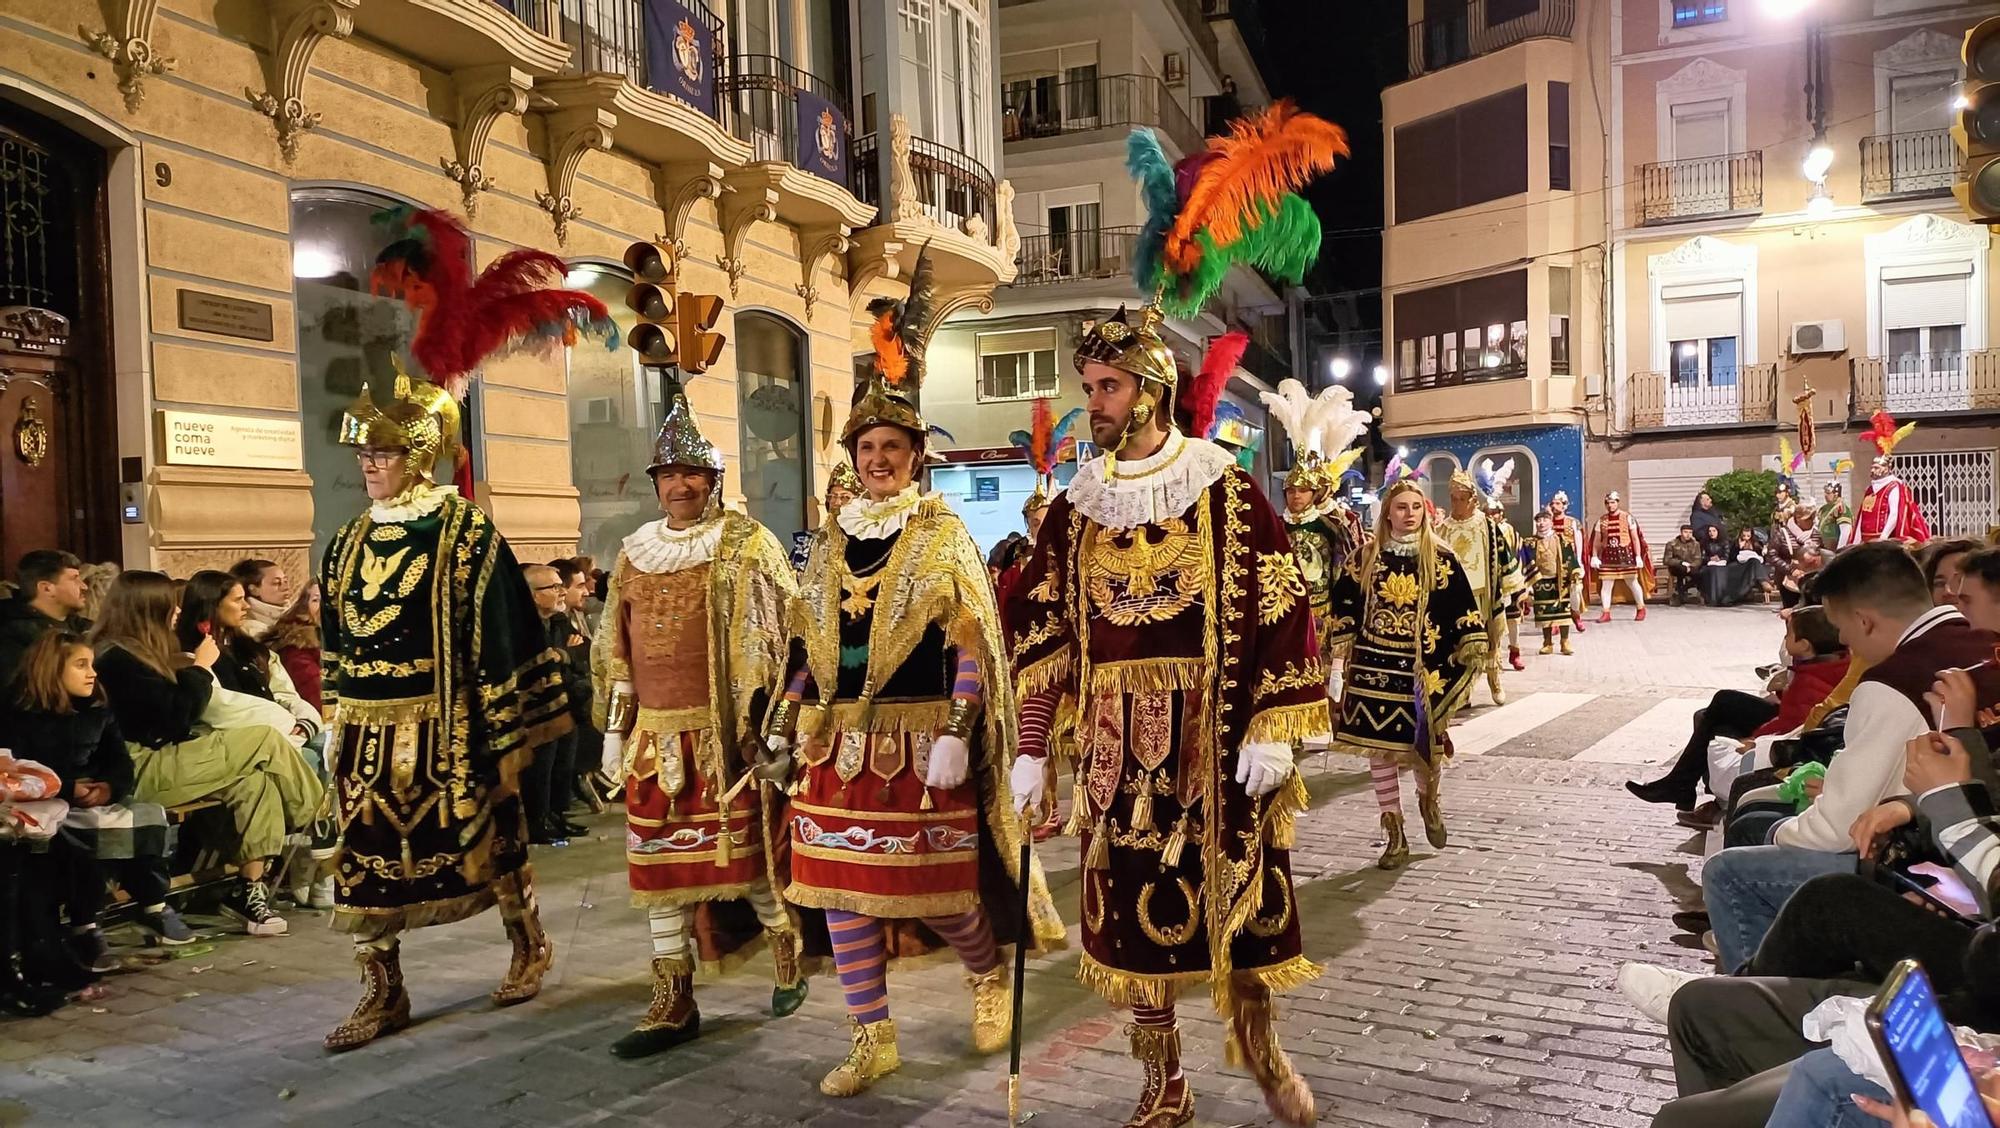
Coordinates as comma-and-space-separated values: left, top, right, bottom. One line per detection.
1259, 378, 1318, 455
1489, 457, 1517, 499
1315, 384, 1371, 457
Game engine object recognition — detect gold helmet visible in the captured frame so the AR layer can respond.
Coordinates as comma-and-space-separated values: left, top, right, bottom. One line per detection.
826, 459, 863, 500
646, 375, 724, 477
1072, 305, 1177, 461
338, 361, 462, 485
1022, 475, 1054, 518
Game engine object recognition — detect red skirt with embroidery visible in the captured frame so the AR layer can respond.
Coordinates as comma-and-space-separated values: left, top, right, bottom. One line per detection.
626, 728, 764, 899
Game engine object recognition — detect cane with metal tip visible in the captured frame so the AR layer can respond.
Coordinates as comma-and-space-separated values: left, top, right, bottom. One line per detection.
1007, 814, 1032, 1124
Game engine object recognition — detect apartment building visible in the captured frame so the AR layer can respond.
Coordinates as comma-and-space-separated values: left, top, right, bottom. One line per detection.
1601, 0, 1998, 542
0, 0, 1014, 576
923, 0, 1295, 552
1379, 0, 1605, 532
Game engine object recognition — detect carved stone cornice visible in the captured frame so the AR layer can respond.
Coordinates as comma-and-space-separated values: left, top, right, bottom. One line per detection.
440, 65, 533, 217
918, 285, 995, 343
245, 0, 358, 164
653, 162, 725, 264
795, 225, 851, 321
535, 105, 614, 246
846, 239, 904, 318
716, 185, 777, 299
79, 0, 176, 112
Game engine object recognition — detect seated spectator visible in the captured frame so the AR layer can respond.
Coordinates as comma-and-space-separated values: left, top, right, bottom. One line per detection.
1627, 606, 1850, 813
1664, 524, 1703, 607
1779, 548, 1823, 611
178, 570, 320, 748
263, 582, 333, 910
521, 564, 584, 845
1924, 538, 1983, 614
3, 632, 191, 962
1734, 529, 1771, 602
92, 570, 323, 937
1694, 526, 1737, 607
0, 550, 91, 686
228, 558, 291, 640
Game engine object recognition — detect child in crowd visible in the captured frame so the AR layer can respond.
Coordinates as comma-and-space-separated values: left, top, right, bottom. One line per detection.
5, 631, 190, 967
1528, 509, 1580, 655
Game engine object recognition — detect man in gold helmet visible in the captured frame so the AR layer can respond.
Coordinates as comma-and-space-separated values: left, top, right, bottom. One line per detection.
319, 370, 568, 1051
1438, 468, 1524, 706
1004, 307, 1328, 1128
590, 375, 811, 1059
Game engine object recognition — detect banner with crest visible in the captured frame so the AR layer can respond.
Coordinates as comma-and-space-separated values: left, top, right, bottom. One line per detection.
795, 88, 849, 184
643, 0, 717, 118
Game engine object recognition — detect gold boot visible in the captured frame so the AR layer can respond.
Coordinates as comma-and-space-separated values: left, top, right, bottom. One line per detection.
1230, 987, 1316, 1128
1418, 769, 1447, 849
820, 1017, 900, 1097
769, 928, 809, 1017
1377, 811, 1409, 870
968, 965, 1012, 1054
492, 872, 555, 1006
1123, 1023, 1195, 1128
610, 957, 699, 1059
325, 943, 411, 1052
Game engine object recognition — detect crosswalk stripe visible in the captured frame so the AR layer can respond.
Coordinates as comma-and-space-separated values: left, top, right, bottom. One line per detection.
1449, 692, 1599, 757
1573, 697, 1708, 764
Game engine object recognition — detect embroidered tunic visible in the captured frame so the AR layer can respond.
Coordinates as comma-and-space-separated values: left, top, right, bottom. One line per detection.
1005, 433, 1327, 1010
1282, 506, 1359, 667
320, 488, 570, 932
1816, 500, 1854, 548
1437, 511, 1523, 631
1585, 510, 1651, 586
1526, 533, 1581, 625
592, 512, 796, 966
781, 490, 1063, 957
1325, 535, 1487, 767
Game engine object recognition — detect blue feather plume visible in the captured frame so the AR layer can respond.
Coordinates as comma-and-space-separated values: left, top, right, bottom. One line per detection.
1127, 128, 1179, 292
1048, 407, 1085, 450
1008, 428, 1033, 457
927, 423, 956, 444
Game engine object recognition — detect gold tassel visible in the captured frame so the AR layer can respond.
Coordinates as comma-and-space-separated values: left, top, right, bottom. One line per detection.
920, 787, 934, 811
1131, 775, 1154, 832
1161, 815, 1188, 869
1062, 776, 1087, 836
877, 781, 894, 805
715, 816, 733, 868
1086, 824, 1110, 870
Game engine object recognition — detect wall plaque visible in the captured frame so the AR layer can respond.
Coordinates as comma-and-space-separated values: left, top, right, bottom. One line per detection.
159, 410, 302, 471
177, 289, 276, 342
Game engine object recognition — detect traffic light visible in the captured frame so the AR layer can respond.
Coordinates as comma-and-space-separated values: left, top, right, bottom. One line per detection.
1953, 16, 2000, 224
676, 294, 727, 375
622, 240, 678, 364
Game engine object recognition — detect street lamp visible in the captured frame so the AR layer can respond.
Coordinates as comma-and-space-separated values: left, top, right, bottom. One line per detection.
1801, 136, 1834, 183
1805, 182, 1834, 219
1372, 364, 1389, 386
1331, 356, 1351, 382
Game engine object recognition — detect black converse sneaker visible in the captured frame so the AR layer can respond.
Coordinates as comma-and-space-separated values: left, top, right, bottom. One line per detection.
222, 880, 289, 937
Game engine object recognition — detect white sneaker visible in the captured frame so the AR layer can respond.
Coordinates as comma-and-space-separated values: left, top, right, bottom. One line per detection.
1617, 962, 1705, 1024
308, 875, 337, 910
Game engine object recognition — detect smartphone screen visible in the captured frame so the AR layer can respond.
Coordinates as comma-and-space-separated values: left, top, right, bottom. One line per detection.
1872, 964, 1993, 1128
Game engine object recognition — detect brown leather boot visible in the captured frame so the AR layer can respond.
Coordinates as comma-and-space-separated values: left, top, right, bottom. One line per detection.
325, 943, 411, 1052
610, 956, 699, 1059
1417, 769, 1447, 849
1377, 811, 1409, 870
1122, 1022, 1195, 1128
492, 872, 555, 1006
1230, 987, 1315, 1127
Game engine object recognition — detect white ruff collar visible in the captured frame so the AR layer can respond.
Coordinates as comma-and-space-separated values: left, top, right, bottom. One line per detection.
839, 485, 922, 540
1383, 531, 1422, 556
623, 516, 723, 574
369, 483, 456, 524
1870, 475, 1900, 490
1069, 431, 1237, 531
1283, 503, 1325, 526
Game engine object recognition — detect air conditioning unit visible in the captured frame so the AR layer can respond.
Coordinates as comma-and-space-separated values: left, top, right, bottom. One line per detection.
1163, 53, 1187, 86
1790, 320, 1846, 356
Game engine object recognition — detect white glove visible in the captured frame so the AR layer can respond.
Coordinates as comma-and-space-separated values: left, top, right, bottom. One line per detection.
765, 732, 793, 757
1234, 742, 1296, 798
925, 734, 970, 790
1589, 556, 1601, 569
1010, 754, 1045, 813
600, 730, 625, 779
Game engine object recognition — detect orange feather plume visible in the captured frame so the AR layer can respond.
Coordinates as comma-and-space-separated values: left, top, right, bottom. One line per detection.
1029, 396, 1053, 473
1163, 100, 1347, 274
870, 306, 908, 386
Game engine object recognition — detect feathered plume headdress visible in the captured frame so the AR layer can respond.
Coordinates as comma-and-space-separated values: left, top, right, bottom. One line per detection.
1180, 329, 1249, 441
1473, 457, 1517, 507
1010, 398, 1085, 514
367, 206, 617, 396
1860, 410, 1917, 458
845, 245, 937, 445
1128, 101, 1347, 318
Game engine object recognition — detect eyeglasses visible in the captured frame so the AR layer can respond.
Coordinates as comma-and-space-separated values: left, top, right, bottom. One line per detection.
355, 448, 407, 467
532, 583, 563, 592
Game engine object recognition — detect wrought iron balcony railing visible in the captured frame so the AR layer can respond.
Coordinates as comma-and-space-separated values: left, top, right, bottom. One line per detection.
850, 133, 997, 236
1860, 129, 1955, 203
1007, 226, 1141, 286
1637, 151, 1763, 225
1394, 353, 1528, 394
1851, 350, 2000, 417
1626, 364, 1778, 430
1001, 74, 1203, 156
719, 54, 850, 181
1406, 0, 1575, 79
542, 0, 727, 120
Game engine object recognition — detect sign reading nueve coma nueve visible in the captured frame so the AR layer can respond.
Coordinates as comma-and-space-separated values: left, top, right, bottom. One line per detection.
159, 410, 303, 471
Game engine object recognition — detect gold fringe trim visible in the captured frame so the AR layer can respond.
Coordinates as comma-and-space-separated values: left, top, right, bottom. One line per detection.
785, 885, 980, 920
1087, 657, 1206, 696
1074, 953, 1323, 1009
651, 952, 697, 976
332, 697, 440, 727
330, 885, 497, 934
801, 699, 950, 736
628, 884, 758, 909
636, 705, 714, 738
1240, 701, 1333, 748
1014, 650, 1074, 701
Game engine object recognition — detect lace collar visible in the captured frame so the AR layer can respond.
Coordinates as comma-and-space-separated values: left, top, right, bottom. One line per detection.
369, 483, 456, 524
623, 516, 724, 574
1382, 531, 1422, 556
1282, 503, 1325, 527
1068, 431, 1237, 531
838, 485, 922, 540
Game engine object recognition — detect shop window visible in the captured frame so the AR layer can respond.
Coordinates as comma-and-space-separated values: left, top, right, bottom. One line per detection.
1671, 0, 1726, 27
291, 189, 443, 564
736, 311, 811, 537
563, 265, 668, 566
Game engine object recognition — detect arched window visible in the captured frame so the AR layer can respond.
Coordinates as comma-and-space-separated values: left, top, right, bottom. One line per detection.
1471, 445, 1539, 532
736, 311, 810, 536
291, 188, 446, 562
563, 263, 670, 565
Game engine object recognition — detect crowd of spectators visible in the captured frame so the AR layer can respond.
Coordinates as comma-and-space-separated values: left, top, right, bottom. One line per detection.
1617, 534, 2000, 1128
0, 547, 605, 1016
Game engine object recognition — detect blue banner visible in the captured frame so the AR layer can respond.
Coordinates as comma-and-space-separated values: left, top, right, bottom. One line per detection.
795, 88, 849, 184
643, 0, 716, 118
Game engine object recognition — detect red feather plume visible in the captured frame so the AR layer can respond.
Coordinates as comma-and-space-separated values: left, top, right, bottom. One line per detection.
1027, 396, 1054, 474
1861, 409, 1897, 455
1184, 329, 1249, 440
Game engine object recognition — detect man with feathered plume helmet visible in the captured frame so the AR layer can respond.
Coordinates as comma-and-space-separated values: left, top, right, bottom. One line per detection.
1324, 457, 1487, 871
1438, 459, 1525, 706
319, 207, 615, 1052
588, 370, 812, 1059
1002, 97, 1347, 1128
763, 247, 1063, 1100
1844, 412, 1931, 547
1261, 378, 1370, 673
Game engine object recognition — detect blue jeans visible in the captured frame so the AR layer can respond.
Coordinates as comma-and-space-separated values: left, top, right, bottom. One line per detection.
1765, 1047, 1891, 1128
1702, 845, 1858, 971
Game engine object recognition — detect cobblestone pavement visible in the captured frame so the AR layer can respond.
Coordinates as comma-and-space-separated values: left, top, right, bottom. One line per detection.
0, 606, 1773, 1128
